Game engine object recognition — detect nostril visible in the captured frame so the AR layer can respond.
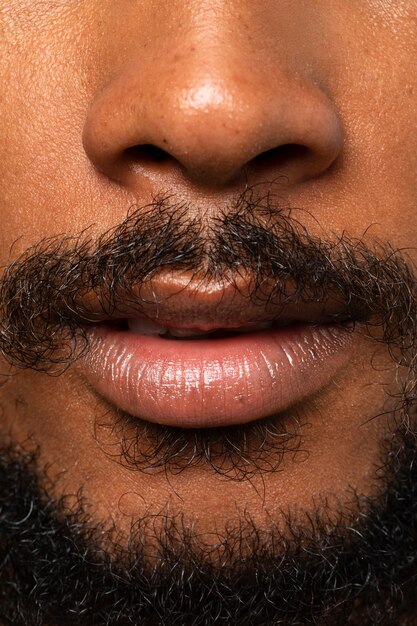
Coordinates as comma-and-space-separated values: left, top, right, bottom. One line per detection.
255, 143, 310, 167
125, 144, 172, 164
251, 143, 331, 183
123, 142, 314, 186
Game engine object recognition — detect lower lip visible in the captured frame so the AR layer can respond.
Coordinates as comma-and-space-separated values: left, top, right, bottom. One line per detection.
82, 322, 354, 428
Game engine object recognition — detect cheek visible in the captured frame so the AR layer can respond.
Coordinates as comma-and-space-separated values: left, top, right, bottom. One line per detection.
0, 1, 129, 256
290, 4, 417, 246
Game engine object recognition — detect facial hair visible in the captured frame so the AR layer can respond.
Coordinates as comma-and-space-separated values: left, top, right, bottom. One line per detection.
0, 429, 417, 626
0, 189, 416, 624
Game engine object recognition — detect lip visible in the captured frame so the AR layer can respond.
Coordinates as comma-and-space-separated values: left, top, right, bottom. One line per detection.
76, 270, 352, 328
82, 320, 354, 428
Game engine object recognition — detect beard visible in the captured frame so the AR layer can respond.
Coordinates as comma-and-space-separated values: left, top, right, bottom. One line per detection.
1, 429, 417, 626
0, 189, 417, 625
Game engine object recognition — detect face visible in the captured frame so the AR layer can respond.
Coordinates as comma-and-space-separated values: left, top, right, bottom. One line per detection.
0, 1, 416, 624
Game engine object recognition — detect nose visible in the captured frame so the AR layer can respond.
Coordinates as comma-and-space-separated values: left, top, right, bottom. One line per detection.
83, 10, 343, 191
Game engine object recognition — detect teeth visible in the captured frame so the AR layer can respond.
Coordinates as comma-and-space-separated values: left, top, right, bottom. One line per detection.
127, 318, 168, 336
127, 318, 290, 338
167, 327, 213, 338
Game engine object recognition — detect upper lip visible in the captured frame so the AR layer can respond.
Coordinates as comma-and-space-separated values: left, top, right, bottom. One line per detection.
74, 270, 352, 331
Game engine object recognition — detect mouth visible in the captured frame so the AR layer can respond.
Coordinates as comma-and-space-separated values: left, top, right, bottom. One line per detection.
80, 272, 356, 429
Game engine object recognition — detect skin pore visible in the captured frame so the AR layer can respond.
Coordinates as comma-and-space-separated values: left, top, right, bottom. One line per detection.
0, 1, 416, 624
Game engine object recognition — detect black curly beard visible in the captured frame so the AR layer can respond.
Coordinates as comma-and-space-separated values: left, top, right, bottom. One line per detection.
0, 189, 417, 624
0, 427, 417, 626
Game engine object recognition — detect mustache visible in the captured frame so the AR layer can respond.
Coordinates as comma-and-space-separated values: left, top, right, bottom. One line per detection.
0, 191, 415, 373
1, 189, 417, 478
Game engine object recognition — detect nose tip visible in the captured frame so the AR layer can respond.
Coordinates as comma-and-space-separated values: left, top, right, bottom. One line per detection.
83, 61, 343, 191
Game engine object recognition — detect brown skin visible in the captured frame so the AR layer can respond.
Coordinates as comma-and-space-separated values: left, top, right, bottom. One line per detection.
0, 0, 416, 552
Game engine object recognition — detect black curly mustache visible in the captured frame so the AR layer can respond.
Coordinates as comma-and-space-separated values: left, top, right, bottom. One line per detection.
0, 189, 415, 372
0, 188, 416, 479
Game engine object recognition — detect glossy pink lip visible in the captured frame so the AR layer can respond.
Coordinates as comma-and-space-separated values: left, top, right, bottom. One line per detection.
83, 322, 354, 428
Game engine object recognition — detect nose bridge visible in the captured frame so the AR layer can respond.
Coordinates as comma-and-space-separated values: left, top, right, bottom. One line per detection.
83, 1, 342, 190
144, 52, 278, 162
102, 1, 288, 130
